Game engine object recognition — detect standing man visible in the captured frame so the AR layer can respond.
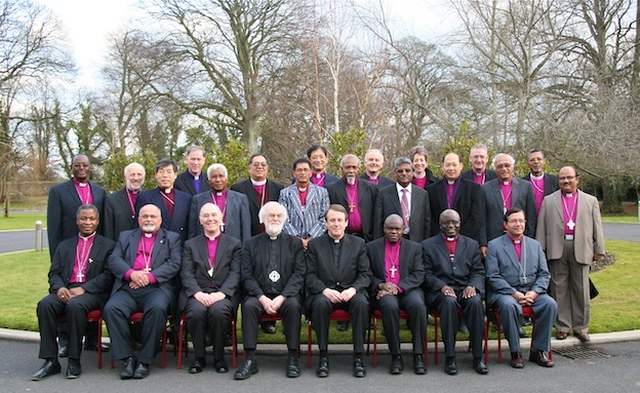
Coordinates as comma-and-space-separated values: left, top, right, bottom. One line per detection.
423, 209, 487, 375
279, 158, 330, 251
136, 158, 191, 243
307, 145, 340, 187
306, 205, 371, 378
409, 146, 438, 188
374, 157, 431, 242
188, 163, 251, 242
367, 214, 426, 375
461, 144, 497, 185
426, 152, 484, 242
103, 204, 182, 379
536, 166, 604, 342
480, 153, 537, 257
234, 202, 305, 380
104, 162, 146, 241
326, 154, 378, 242
360, 148, 394, 188
522, 149, 559, 214
31, 205, 115, 381
486, 208, 556, 368
180, 203, 242, 375
174, 145, 210, 196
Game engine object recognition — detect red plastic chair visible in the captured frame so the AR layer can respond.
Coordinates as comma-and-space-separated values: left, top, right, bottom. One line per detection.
489, 306, 553, 363
58, 309, 105, 368
431, 309, 489, 365
306, 309, 351, 368
177, 313, 237, 369
367, 309, 428, 368
109, 312, 168, 369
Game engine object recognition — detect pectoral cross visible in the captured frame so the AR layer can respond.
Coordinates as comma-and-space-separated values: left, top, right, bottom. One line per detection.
389, 266, 398, 279
567, 220, 575, 230
348, 204, 356, 213
76, 272, 85, 282
143, 267, 152, 273
220, 222, 226, 232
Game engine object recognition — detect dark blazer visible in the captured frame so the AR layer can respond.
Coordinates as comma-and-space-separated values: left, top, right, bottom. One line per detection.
521, 173, 560, 196
305, 234, 371, 296
48, 234, 116, 303
107, 228, 182, 300
230, 179, 284, 236
426, 178, 485, 242
188, 189, 251, 242
359, 173, 394, 189
366, 238, 424, 295
179, 233, 242, 311
461, 169, 497, 183
136, 187, 192, 243
47, 179, 107, 258
174, 170, 210, 196
412, 168, 440, 189
104, 188, 140, 241
422, 234, 485, 298
480, 178, 537, 246
326, 178, 378, 242
316, 173, 340, 187
241, 232, 305, 298
373, 183, 431, 242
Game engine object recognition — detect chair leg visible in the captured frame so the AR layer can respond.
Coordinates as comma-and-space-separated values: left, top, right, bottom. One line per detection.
484, 316, 489, 364
495, 311, 503, 363
433, 314, 439, 365
231, 318, 237, 368
97, 317, 103, 369
177, 317, 184, 370
161, 326, 167, 369
307, 320, 312, 369
372, 316, 379, 368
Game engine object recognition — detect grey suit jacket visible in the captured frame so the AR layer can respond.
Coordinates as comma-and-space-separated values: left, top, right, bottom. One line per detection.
230, 179, 284, 236
480, 178, 537, 246
279, 183, 330, 239
366, 238, 424, 295
188, 189, 251, 242
536, 190, 605, 264
485, 234, 550, 306
373, 183, 431, 242
104, 188, 141, 241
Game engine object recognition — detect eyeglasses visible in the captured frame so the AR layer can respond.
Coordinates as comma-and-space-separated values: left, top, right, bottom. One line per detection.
396, 168, 413, 173
558, 176, 576, 181
251, 162, 268, 168
495, 163, 512, 169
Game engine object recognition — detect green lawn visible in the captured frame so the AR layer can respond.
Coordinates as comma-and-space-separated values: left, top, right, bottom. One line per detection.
0, 214, 47, 231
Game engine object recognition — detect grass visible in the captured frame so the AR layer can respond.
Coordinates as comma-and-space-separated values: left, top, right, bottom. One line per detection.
0, 214, 47, 231
601, 216, 639, 223
1, 239, 638, 343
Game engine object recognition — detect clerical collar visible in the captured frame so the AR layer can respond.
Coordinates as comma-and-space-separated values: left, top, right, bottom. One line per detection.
73, 178, 89, 187
502, 180, 511, 186
251, 179, 267, 186
315, 172, 324, 179
127, 187, 140, 193
330, 236, 343, 243
447, 179, 456, 185
367, 173, 378, 179
414, 173, 426, 179
144, 232, 156, 238
163, 187, 173, 193
446, 236, 457, 242
474, 170, 484, 176
215, 191, 224, 196
508, 234, 522, 244
564, 192, 574, 197
297, 187, 307, 192
78, 232, 97, 241
205, 233, 220, 241
269, 235, 278, 240
531, 173, 544, 180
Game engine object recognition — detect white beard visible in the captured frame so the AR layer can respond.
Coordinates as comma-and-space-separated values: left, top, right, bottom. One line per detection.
265, 222, 283, 237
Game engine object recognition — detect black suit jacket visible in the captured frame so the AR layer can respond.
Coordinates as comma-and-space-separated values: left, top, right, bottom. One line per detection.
230, 179, 284, 236
107, 228, 182, 300
188, 190, 251, 242
47, 179, 107, 258
366, 238, 424, 296
359, 174, 394, 189
174, 170, 211, 196
521, 173, 560, 196
326, 178, 378, 242
103, 188, 141, 241
425, 178, 485, 242
373, 184, 431, 242
305, 234, 371, 296
422, 234, 485, 298
412, 168, 440, 189
179, 233, 242, 311
241, 232, 305, 298
461, 169, 497, 183
48, 234, 116, 303
136, 187, 192, 243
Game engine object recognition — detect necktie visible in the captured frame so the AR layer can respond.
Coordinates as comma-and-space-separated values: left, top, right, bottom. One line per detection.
401, 188, 410, 228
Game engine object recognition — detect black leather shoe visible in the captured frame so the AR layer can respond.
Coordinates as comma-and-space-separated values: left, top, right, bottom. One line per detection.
214, 358, 229, 373
58, 345, 69, 358
66, 359, 81, 379
261, 321, 277, 334
518, 326, 529, 338
31, 360, 61, 381
353, 357, 366, 378
120, 357, 136, 380
286, 356, 300, 378
529, 350, 554, 367
337, 321, 350, 331
234, 359, 258, 380
83, 343, 110, 352
510, 352, 524, 368
413, 354, 426, 375
473, 357, 488, 375
444, 357, 458, 375
389, 354, 403, 375
189, 357, 206, 374
133, 362, 150, 379
316, 356, 329, 378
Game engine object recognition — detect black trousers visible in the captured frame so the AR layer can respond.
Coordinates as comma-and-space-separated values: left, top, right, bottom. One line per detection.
375, 289, 426, 356
241, 294, 302, 350
184, 297, 233, 360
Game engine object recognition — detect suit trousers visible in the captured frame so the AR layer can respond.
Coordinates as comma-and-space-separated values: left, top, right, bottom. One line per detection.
184, 297, 233, 360
491, 293, 557, 353
428, 292, 484, 358
548, 240, 591, 334
307, 292, 369, 353
376, 289, 426, 356
37, 292, 103, 360
103, 285, 171, 365
241, 294, 303, 350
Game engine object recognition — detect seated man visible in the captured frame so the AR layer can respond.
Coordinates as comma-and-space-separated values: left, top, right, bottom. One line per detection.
486, 207, 557, 368
423, 209, 487, 375
103, 204, 182, 380
367, 214, 427, 375
305, 204, 371, 378
180, 203, 242, 374
32, 204, 115, 381
235, 202, 305, 380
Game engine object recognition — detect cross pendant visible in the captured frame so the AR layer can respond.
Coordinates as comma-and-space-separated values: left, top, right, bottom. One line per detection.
76, 272, 84, 282
567, 220, 575, 230
220, 222, 226, 232
348, 204, 355, 213
389, 266, 397, 279
143, 267, 151, 273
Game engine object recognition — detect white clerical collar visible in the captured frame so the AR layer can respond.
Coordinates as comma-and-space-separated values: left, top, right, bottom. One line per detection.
564, 192, 574, 197
127, 187, 140, 193
144, 232, 154, 238
447, 180, 456, 185
216, 191, 224, 196
251, 179, 267, 186
78, 182, 88, 187
531, 173, 544, 180
78, 232, 97, 241
502, 180, 511, 186
297, 187, 307, 192
269, 235, 278, 240
163, 187, 173, 193
446, 236, 456, 242
474, 170, 484, 176
367, 173, 379, 179
205, 233, 220, 241
413, 173, 426, 179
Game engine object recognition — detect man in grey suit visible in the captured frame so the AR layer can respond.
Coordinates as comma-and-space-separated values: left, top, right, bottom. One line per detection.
104, 162, 146, 241
522, 149, 559, 215
279, 158, 330, 251
188, 163, 251, 243
306, 205, 371, 378
103, 204, 182, 379
480, 153, 536, 258
536, 166, 604, 342
373, 157, 431, 242
180, 203, 242, 375
486, 208, 557, 369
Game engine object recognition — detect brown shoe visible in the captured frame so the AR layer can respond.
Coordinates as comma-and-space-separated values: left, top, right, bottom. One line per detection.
555, 331, 568, 340
510, 352, 524, 368
576, 333, 590, 342
529, 350, 554, 367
